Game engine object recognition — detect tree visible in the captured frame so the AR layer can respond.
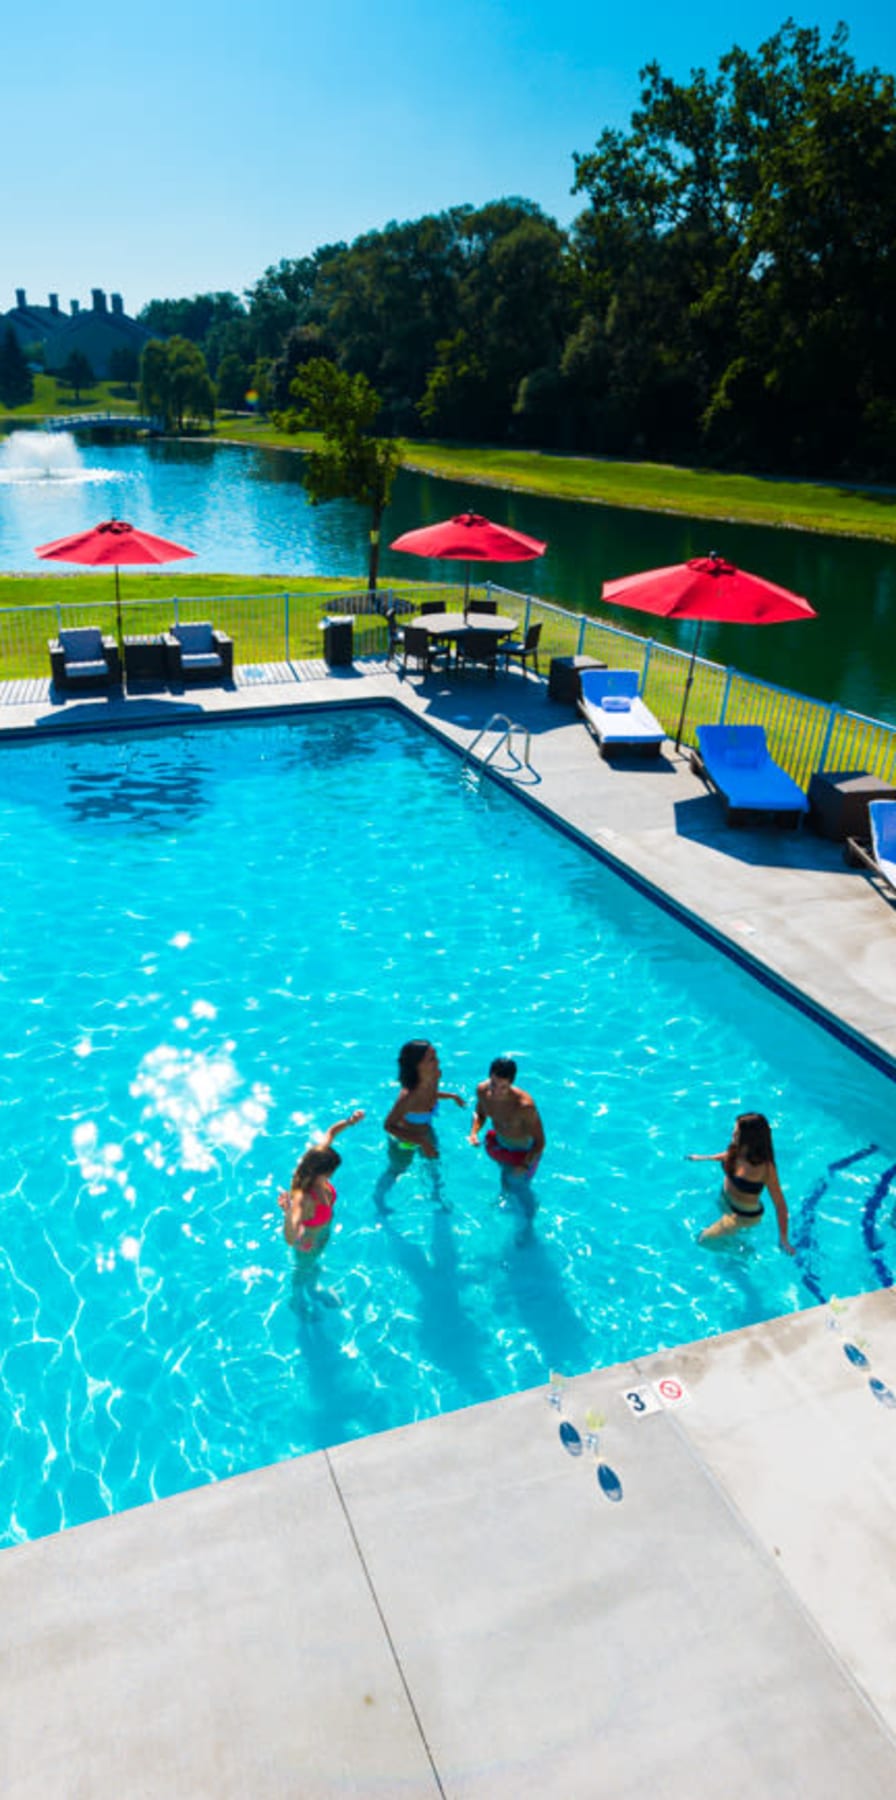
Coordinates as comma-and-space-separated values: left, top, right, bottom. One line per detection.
59, 350, 94, 403
108, 345, 139, 391
215, 352, 251, 410
275, 359, 401, 591
569, 21, 896, 472
0, 327, 34, 407
139, 336, 215, 431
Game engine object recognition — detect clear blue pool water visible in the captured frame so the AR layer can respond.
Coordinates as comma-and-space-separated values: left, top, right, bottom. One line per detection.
1, 707, 894, 1547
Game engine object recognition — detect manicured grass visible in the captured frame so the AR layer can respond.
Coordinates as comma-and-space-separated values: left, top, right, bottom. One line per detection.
396, 444, 896, 543
0, 375, 142, 419
210, 419, 896, 544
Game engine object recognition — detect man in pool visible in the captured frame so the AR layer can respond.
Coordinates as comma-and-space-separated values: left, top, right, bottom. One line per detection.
469, 1057, 545, 1183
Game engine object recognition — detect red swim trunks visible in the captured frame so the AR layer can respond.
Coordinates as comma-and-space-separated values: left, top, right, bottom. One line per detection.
485, 1130, 539, 1173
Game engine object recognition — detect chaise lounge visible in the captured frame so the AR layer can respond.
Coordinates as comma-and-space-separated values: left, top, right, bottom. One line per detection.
578, 668, 665, 756
694, 724, 809, 826
48, 626, 122, 693
163, 621, 233, 684
846, 800, 896, 900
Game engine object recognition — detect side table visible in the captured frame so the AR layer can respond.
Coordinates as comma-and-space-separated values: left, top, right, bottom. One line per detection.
124, 635, 170, 683
807, 769, 896, 841
548, 654, 607, 704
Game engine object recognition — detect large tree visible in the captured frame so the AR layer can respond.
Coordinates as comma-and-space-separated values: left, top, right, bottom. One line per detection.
275, 359, 401, 591
569, 21, 896, 472
140, 336, 215, 431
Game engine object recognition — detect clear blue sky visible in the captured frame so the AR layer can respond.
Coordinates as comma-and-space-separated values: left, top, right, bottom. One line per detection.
5, 1, 894, 318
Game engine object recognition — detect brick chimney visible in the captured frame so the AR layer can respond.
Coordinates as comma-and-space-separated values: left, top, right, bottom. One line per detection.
49, 294, 59, 314
111, 293, 124, 316
15, 288, 26, 310
91, 288, 107, 314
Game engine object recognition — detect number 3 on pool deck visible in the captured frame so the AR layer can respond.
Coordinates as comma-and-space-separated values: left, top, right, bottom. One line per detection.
622, 1385, 660, 1416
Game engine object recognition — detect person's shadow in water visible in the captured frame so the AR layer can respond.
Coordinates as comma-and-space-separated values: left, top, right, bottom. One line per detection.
383, 1208, 491, 1401
285, 1266, 379, 1451
498, 1192, 594, 1377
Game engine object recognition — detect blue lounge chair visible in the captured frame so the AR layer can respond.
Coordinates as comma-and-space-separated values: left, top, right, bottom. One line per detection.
846, 800, 896, 899
695, 725, 809, 826
578, 669, 665, 756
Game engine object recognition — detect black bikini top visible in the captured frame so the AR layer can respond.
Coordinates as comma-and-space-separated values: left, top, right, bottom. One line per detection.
728, 1168, 764, 1195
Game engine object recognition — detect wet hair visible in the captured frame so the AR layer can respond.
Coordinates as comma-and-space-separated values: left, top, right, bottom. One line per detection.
398, 1039, 432, 1089
292, 1144, 341, 1192
489, 1056, 517, 1082
724, 1112, 774, 1173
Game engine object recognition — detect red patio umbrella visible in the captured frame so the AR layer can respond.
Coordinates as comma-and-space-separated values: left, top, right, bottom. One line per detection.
390, 511, 547, 613
601, 552, 817, 749
35, 518, 196, 644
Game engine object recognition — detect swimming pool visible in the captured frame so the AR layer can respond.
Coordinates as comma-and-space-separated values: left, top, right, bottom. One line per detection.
1, 707, 894, 1547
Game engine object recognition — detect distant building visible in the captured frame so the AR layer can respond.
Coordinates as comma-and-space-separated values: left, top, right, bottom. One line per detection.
2, 288, 153, 377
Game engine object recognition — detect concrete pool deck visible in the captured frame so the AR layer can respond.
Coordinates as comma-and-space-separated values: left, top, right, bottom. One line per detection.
1, 660, 894, 1796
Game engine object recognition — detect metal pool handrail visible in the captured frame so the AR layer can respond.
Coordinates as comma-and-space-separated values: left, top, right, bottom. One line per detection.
463, 713, 532, 773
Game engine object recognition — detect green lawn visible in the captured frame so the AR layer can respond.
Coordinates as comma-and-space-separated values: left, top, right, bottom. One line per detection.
0, 374, 143, 418
209, 420, 896, 544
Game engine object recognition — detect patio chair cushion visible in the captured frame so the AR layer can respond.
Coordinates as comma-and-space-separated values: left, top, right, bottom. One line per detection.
59, 627, 104, 663
601, 695, 632, 712
173, 622, 215, 654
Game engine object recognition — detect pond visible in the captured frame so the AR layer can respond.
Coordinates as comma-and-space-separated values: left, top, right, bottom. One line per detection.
1, 430, 894, 723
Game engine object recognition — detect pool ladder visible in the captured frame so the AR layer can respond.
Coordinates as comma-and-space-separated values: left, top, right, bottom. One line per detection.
463, 712, 532, 774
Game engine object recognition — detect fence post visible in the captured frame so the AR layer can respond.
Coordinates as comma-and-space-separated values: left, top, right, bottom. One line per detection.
173, 595, 180, 627
284, 592, 290, 663
642, 638, 653, 686
720, 668, 734, 723
816, 701, 839, 771
576, 614, 587, 654
523, 594, 532, 633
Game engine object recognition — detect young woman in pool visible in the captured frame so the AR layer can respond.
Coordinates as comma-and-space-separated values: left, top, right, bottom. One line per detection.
687, 1111, 794, 1254
376, 1039, 465, 1211
279, 1109, 364, 1258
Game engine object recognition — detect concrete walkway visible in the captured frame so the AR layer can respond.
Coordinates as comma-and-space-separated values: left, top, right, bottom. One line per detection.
1, 660, 894, 1796
3, 1293, 896, 1797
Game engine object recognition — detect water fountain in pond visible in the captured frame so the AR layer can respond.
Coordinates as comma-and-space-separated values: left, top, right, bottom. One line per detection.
0, 430, 116, 485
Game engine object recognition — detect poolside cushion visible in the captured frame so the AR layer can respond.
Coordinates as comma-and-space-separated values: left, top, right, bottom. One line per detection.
696, 725, 808, 823
173, 622, 215, 654
59, 627, 104, 662
578, 668, 664, 756
870, 801, 896, 890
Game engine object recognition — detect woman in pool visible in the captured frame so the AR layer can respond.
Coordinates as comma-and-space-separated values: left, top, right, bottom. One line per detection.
687, 1111, 794, 1254
279, 1109, 364, 1258
376, 1039, 465, 1211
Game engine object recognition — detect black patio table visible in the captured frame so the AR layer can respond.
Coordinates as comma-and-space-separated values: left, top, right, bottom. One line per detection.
415, 610, 518, 664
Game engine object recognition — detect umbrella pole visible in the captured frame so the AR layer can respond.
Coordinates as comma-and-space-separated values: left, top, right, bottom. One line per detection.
463, 563, 470, 620
114, 565, 123, 648
674, 622, 703, 752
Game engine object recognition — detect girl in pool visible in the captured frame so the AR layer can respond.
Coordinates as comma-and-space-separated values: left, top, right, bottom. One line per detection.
376, 1039, 465, 1211
687, 1111, 794, 1254
279, 1109, 364, 1258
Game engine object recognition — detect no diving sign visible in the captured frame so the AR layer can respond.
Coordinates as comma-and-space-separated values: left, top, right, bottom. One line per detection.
622, 1375, 690, 1416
